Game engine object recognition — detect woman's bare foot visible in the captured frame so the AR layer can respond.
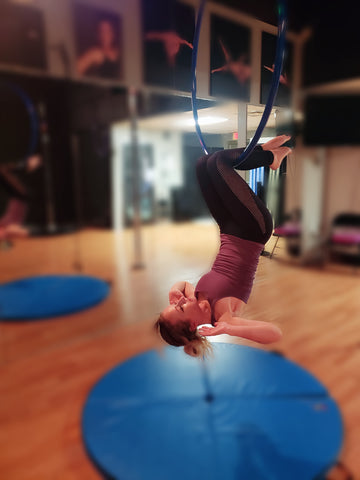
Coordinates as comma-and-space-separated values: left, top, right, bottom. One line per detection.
5, 224, 29, 238
262, 134, 291, 151
269, 146, 292, 170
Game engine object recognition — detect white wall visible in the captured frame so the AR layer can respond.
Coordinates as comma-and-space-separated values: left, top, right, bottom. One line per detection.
284, 143, 360, 261
285, 146, 304, 216
301, 148, 326, 256
323, 147, 360, 229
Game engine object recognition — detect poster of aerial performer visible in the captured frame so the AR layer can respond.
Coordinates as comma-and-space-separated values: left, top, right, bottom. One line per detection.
210, 15, 251, 100
261, 31, 293, 107
142, 0, 195, 92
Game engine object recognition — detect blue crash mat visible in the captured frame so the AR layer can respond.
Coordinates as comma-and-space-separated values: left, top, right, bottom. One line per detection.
0, 275, 110, 320
82, 343, 343, 480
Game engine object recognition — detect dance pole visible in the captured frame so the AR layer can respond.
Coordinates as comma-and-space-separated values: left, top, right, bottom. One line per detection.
128, 88, 145, 269
38, 101, 57, 234
70, 133, 84, 272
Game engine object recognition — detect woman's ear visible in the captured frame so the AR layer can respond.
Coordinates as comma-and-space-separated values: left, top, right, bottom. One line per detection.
198, 300, 211, 315
189, 320, 198, 332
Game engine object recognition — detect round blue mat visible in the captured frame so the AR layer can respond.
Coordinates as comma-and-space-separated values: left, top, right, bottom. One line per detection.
82, 343, 343, 480
0, 275, 110, 320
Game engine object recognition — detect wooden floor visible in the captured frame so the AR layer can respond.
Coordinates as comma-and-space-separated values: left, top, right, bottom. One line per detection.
1, 222, 360, 480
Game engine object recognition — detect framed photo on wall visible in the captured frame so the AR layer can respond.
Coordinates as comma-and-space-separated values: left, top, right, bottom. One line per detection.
0, 2, 47, 71
261, 32, 293, 107
73, 3, 123, 80
142, 0, 195, 92
210, 15, 251, 101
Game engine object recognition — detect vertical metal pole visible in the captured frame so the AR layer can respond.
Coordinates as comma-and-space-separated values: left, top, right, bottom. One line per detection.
237, 102, 247, 183
38, 102, 56, 234
128, 88, 145, 269
70, 134, 83, 272
70, 134, 83, 231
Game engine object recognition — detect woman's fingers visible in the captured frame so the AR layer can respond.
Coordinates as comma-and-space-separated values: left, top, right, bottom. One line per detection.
169, 289, 184, 304
198, 327, 215, 336
199, 323, 227, 336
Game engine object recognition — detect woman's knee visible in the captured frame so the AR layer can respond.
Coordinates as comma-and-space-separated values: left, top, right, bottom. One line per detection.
263, 211, 274, 243
195, 154, 212, 183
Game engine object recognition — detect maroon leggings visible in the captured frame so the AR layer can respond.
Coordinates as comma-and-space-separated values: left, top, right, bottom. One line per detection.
196, 147, 274, 244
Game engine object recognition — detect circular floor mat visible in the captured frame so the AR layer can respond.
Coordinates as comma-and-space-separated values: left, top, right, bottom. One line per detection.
0, 274, 110, 320
82, 343, 343, 480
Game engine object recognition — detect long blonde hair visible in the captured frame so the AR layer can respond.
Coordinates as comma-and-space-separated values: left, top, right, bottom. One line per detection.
155, 315, 212, 358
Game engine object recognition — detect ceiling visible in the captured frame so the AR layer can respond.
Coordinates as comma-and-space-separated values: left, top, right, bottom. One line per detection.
121, 102, 278, 134
215, 0, 346, 33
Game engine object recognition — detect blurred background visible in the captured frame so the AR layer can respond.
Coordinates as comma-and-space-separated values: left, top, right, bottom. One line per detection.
0, 0, 360, 479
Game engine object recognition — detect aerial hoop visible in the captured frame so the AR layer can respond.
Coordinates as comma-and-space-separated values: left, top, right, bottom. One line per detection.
0, 82, 39, 158
191, 0, 288, 167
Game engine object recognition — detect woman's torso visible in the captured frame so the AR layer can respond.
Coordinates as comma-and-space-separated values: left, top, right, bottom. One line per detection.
195, 233, 264, 324
197, 292, 245, 324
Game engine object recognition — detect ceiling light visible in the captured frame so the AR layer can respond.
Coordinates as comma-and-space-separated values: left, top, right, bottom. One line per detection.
177, 116, 229, 127
249, 136, 276, 143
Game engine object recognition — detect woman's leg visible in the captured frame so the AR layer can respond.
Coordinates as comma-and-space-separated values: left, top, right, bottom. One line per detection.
0, 198, 28, 227
196, 148, 274, 243
218, 146, 274, 170
197, 149, 274, 244
0, 165, 28, 200
196, 154, 236, 230
221, 135, 291, 171
0, 166, 29, 228
208, 150, 273, 243
195, 147, 273, 223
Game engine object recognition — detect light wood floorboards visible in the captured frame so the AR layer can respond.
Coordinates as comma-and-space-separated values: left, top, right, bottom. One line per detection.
1, 223, 359, 479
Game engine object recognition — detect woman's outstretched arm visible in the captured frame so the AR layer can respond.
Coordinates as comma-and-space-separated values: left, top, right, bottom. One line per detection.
198, 313, 282, 344
0, 164, 28, 199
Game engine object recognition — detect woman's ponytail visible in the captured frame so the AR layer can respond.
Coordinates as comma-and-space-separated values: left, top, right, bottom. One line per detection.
183, 335, 212, 359
155, 315, 212, 358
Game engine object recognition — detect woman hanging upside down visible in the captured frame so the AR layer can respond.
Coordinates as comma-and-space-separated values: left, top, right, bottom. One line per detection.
155, 135, 292, 357
0, 154, 42, 239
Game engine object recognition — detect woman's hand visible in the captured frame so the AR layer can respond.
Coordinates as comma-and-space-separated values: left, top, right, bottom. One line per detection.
169, 288, 185, 305
168, 281, 195, 304
198, 322, 228, 336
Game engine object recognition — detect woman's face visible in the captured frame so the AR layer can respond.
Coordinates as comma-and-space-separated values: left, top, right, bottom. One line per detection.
98, 20, 115, 48
161, 297, 210, 328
